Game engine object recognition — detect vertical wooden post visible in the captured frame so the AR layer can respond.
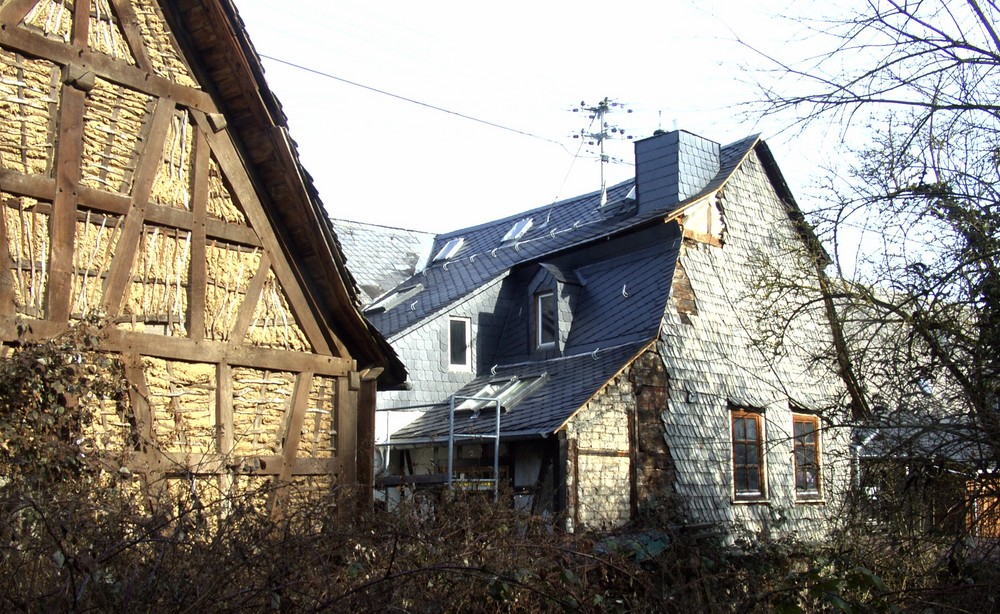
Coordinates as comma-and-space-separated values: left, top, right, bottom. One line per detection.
569, 438, 579, 531
337, 374, 358, 488
356, 376, 378, 510
628, 392, 639, 521
72, 0, 91, 48
0, 204, 16, 316
555, 432, 568, 531
188, 128, 209, 341
47, 84, 85, 322
216, 363, 234, 500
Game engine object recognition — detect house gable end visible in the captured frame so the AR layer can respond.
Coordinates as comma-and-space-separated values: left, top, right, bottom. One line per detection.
0, 0, 400, 513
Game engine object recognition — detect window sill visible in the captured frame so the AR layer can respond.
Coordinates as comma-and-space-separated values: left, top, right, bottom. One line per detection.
795, 495, 826, 505
732, 497, 770, 506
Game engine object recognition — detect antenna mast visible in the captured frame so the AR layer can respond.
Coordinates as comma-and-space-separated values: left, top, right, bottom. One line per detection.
572, 97, 632, 206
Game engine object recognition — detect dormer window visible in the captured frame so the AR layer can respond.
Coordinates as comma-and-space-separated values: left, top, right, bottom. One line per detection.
502, 217, 533, 243
433, 237, 465, 262
535, 291, 556, 349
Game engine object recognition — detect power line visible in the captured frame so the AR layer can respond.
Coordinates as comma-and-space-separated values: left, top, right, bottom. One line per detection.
259, 53, 573, 154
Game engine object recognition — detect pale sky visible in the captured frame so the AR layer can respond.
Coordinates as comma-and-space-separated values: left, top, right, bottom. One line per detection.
232, 1, 841, 233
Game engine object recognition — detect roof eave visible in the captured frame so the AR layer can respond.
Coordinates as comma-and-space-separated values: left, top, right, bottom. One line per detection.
166, 0, 405, 386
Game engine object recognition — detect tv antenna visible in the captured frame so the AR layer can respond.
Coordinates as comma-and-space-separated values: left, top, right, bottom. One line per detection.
572, 97, 632, 206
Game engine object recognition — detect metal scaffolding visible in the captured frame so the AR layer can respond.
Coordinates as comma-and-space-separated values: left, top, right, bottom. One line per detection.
447, 394, 502, 499
374, 394, 503, 499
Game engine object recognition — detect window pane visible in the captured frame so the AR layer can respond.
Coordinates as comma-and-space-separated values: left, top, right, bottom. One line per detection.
537, 293, 556, 346
793, 416, 820, 494
733, 411, 764, 496
449, 319, 468, 365
733, 417, 746, 440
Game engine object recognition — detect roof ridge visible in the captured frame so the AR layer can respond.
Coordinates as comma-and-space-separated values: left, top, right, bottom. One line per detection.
435, 178, 635, 240
332, 217, 438, 236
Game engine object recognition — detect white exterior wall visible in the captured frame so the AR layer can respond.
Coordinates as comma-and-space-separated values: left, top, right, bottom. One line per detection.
659, 151, 852, 541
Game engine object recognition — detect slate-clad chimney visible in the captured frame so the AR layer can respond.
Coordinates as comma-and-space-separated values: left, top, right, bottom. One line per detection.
634, 130, 720, 216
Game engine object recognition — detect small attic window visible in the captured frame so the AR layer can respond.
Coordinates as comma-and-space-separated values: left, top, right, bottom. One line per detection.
535, 291, 557, 349
502, 217, 533, 243
433, 237, 465, 262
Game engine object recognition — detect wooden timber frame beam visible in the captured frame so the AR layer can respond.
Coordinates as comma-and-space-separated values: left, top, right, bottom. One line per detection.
267, 371, 314, 516
0, 0, 404, 385
0, 317, 353, 377
356, 368, 382, 509
0, 168, 262, 248
168, 0, 403, 384
0, 19, 348, 362
46, 79, 86, 322
0, 22, 215, 112
0, 0, 399, 513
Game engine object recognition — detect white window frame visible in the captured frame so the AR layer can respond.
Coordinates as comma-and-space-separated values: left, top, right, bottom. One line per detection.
535, 291, 556, 349
448, 316, 471, 371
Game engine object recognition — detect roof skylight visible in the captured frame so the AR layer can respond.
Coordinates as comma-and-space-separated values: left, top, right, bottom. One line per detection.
454, 374, 548, 413
365, 283, 424, 314
501, 217, 533, 243
433, 237, 465, 262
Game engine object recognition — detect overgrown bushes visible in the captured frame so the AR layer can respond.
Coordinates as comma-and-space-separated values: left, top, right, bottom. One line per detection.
1, 328, 998, 611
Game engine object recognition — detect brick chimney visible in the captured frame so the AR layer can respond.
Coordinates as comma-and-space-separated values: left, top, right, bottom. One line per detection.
634, 130, 720, 216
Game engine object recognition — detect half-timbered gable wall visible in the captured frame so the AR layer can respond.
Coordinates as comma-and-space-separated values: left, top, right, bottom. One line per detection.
0, 0, 392, 513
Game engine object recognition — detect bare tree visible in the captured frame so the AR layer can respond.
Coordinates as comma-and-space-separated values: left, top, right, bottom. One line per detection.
755, 1, 1000, 467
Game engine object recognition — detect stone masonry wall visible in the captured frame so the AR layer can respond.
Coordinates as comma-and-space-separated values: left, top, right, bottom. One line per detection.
629, 351, 678, 518
565, 371, 634, 531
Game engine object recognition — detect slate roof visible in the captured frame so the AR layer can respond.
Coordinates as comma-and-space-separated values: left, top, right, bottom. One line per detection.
389, 231, 680, 441
857, 420, 995, 467
389, 340, 653, 444
366, 135, 760, 340
331, 219, 435, 306
374, 133, 766, 442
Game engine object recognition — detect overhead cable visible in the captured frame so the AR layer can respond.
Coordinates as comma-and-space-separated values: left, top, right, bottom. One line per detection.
259, 53, 572, 153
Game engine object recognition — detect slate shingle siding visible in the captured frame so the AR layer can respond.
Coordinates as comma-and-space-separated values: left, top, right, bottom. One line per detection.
377, 277, 509, 440
658, 149, 851, 539
331, 219, 435, 305
368, 130, 850, 541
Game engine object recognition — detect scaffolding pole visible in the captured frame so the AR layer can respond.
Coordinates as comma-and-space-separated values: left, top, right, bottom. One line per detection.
448, 395, 502, 500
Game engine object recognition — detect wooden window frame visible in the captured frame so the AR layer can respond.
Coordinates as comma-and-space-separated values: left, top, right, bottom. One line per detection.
792, 414, 822, 499
534, 291, 557, 350
731, 409, 766, 501
448, 316, 471, 371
